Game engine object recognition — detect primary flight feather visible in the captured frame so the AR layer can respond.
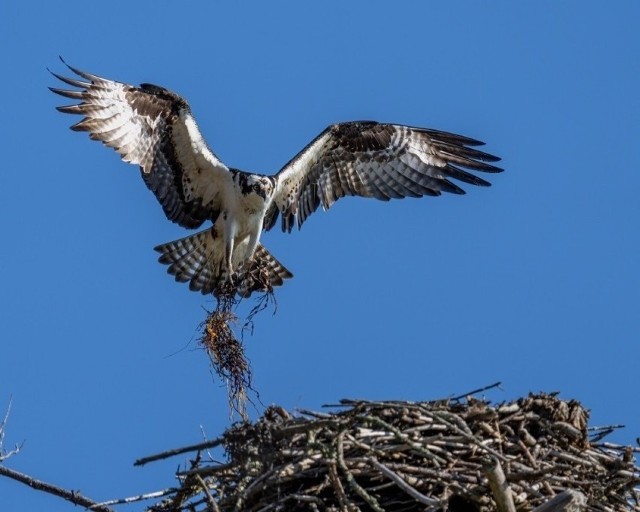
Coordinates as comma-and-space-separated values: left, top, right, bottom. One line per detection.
50, 60, 502, 298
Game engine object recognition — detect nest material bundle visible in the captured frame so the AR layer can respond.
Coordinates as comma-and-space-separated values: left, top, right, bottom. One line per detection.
200, 308, 252, 418
199, 291, 276, 420
148, 393, 639, 512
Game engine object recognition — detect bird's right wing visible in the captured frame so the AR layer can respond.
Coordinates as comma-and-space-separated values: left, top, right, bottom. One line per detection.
50, 60, 233, 229
271, 121, 502, 232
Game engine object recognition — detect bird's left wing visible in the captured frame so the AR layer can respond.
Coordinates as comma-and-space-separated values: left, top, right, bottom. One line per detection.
50, 60, 232, 229
270, 121, 502, 232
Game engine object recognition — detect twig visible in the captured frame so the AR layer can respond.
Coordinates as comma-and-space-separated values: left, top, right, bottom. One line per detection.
0, 464, 114, 512
532, 489, 587, 512
327, 460, 355, 512
195, 473, 220, 512
0, 397, 11, 448
0, 443, 21, 462
484, 457, 517, 512
420, 407, 510, 463
134, 437, 224, 466
232, 475, 255, 512
358, 414, 447, 465
336, 430, 384, 512
233, 468, 277, 507
588, 424, 626, 443
594, 442, 640, 453
369, 458, 440, 507
178, 462, 233, 478
450, 382, 503, 402
91, 487, 179, 508
0, 397, 23, 462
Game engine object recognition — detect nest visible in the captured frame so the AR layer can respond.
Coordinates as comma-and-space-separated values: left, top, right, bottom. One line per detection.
139, 392, 640, 511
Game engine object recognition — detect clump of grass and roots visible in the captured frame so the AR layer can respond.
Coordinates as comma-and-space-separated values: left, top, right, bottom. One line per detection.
198, 282, 277, 421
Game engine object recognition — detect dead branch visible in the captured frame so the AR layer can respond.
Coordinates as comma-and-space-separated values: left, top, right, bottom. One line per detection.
450, 381, 503, 401
91, 488, 179, 508
195, 474, 220, 512
484, 457, 517, 512
531, 490, 587, 512
0, 464, 114, 512
134, 437, 224, 466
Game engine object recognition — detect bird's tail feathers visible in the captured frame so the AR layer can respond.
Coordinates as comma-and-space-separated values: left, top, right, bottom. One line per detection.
154, 229, 293, 298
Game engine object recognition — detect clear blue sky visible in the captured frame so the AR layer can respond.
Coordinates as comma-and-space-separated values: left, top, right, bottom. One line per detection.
2, 1, 639, 509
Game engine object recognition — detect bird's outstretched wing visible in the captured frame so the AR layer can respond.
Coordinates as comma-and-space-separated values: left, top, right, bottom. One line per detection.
271, 121, 502, 232
50, 60, 232, 229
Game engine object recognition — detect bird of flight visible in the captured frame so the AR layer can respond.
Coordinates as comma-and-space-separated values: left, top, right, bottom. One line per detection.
50, 60, 502, 299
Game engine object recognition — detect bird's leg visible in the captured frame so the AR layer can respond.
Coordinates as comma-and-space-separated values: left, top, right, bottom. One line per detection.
242, 218, 264, 270
223, 212, 236, 280
225, 238, 235, 278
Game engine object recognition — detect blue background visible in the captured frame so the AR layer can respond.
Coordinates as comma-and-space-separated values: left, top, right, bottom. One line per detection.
2, 1, 639, 509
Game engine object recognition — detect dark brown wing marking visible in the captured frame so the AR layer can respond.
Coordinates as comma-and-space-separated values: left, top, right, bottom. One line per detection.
154, 230, 292, 298
272, 121, 502, 232
50, 60, 231, 229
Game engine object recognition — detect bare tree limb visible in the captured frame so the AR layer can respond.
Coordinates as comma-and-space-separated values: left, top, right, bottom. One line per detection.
484, 457, 517, 512
0, 464, 114, 512
450, 381, 503, 401
134, 437, 224, 466
91, 487, 180, 508
195, 474, 220, 512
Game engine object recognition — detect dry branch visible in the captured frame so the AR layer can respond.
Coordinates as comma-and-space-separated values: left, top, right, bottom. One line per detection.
134, 438, 224, 467
0, 464, 114, 512
484, 457, 516, 512
531, 490, 587, 512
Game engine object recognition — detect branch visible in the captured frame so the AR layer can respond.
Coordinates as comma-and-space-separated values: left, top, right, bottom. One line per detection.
450, 381, 503, 401
484, 457, 517, 512
0, 464, 114, 512
336, 430, 384, 512
92, 487, 180, 508
0, 397, 23, 462
134, 437, 224, 466
369, 458, 440, 507
532, 490, 587, 512
195, 474, 220, 512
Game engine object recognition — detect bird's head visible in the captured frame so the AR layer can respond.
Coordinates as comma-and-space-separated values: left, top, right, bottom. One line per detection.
239, 174, 274, 200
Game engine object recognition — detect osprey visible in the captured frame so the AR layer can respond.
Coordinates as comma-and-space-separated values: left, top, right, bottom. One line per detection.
50, 61, 502, 298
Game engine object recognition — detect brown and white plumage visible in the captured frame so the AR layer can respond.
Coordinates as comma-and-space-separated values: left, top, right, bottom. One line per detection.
154, 230, 292, 298
50, 60, 502, 298
271, 121, 501, 232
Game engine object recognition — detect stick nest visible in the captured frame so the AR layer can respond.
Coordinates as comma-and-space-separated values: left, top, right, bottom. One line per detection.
148, 392, 640, 511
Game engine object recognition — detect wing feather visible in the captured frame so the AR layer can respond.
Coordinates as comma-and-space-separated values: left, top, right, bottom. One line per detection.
273, 121, 502, 232
50, 60, 232, 229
